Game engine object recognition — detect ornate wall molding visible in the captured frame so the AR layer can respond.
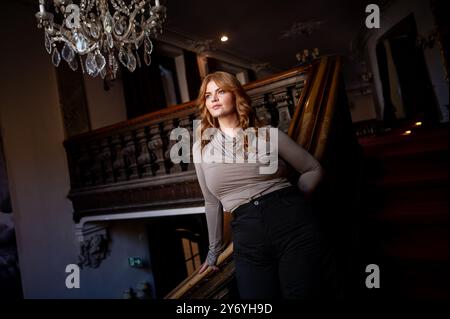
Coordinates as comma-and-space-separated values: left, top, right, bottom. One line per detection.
74, 206, 206, 269
75, 223, 109, 269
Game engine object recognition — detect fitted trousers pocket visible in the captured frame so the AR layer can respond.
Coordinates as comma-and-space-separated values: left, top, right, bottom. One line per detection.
277, 192, 316, 226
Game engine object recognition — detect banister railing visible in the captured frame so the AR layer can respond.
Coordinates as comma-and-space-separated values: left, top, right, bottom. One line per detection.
288, 56, 344, 160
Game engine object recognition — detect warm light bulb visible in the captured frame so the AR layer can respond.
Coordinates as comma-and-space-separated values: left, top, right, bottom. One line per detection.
403, 130, 412, 135
220, 35, 229, 42
414, 121, 422, 126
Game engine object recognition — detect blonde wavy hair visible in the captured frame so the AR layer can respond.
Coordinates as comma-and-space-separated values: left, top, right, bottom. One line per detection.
196, 71, 263, 149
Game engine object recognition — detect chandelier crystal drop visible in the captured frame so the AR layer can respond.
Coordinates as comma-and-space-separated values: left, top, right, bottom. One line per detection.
35, 0, 167, 80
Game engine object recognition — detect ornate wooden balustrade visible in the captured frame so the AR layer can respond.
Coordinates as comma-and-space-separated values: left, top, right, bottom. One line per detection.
64, 64, 311, 223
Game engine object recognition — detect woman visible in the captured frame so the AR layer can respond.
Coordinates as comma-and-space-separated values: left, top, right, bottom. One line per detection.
193, 71, 334, 299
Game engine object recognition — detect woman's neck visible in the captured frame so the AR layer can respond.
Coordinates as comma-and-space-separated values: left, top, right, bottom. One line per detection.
218, 114, 240, 137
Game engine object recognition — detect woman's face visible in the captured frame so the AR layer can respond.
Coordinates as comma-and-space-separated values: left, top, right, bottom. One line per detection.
205, 80, 236, 119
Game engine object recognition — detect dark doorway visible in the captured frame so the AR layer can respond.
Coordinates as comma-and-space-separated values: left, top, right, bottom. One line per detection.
122, 49, 167, 119
122, 46, 186, 119
146, 213, 209, 298
430, 0, 448, 81
158, 55, 182, 107
376, 14, 439, 126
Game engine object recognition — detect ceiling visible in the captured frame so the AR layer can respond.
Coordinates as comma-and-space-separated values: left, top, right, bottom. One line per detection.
19, 0, 383, 78
163, 0, 380, 71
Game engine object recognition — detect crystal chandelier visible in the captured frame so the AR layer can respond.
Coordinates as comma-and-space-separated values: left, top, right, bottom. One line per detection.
35, 0, 167, 79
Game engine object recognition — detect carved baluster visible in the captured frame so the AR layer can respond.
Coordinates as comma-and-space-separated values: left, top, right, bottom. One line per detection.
293, 80, 304, 105
66, 146, 81, 188
100, 137, 114, 184
136, 127, 152, 178
123, 131, 139, 180
162, 119, 180, 174
148, 124, 164, 176
250, 95, 270, 126
179, 115, 194, 171
264, 92, 279, 127
90, 141, 104, 185
285, 85, 296, 116
255, 103, 270, 126
112, 134, 127, 182
77, 144, 93, 187
275, 91, 292, 133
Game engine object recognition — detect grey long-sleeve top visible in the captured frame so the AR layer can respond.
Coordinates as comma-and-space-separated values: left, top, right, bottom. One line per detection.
193, 126, 324, 266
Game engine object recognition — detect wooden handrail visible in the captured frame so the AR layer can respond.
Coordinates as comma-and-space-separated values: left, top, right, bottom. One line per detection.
63, 100, 198, 145
287, 61, 317, 140
164, 210, 234, 299
287, 56, 344, 159
165, 243, 234, 299
63, 64, 311, 146
244, 65, 311, 91
314, 57, 342, 159
297, 57, 329, 149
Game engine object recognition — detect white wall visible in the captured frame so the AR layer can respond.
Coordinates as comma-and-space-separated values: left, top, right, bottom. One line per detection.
175, 55, 191, 103
76, 220, 155, 299
0, 2, 81, 298
0, 2, 155, 298
365, 0, 449, 122
348, 93, 378, 123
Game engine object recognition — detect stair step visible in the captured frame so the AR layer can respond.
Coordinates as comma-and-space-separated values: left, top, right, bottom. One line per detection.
371, 170, 448, 189
362, 146, 448, 188
358, 125, 448, 151
372, 205, 448, 225
367, 183, 448, 222
357, 126, 449, 299
380, 151, 447, 172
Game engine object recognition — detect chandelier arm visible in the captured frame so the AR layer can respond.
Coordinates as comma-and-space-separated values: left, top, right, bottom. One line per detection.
50, 22, 100, 53
36, 0, 165, 77
112, 3, 147, 42
80, 0, 94, 15
114, 15, 159, 44
79, 21, 100, 43
120, 30, 146, 45
110, 0, 131, 16
51, 35, 99, 54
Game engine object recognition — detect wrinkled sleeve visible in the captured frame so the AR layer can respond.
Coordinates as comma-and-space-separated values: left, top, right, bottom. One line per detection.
194, 161, 224, 266
277, 129, 324, 196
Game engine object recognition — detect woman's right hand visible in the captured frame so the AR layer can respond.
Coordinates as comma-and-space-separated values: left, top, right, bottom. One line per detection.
198, 261, 219, 274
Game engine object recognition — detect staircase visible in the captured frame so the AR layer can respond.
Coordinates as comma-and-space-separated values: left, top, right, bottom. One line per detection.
357, 121, 449, 299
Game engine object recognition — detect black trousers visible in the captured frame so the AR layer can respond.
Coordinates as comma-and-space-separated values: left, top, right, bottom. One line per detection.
231, 185, 336, 299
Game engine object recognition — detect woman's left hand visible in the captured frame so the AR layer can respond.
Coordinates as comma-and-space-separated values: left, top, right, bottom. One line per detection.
198, 261, 219, 274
